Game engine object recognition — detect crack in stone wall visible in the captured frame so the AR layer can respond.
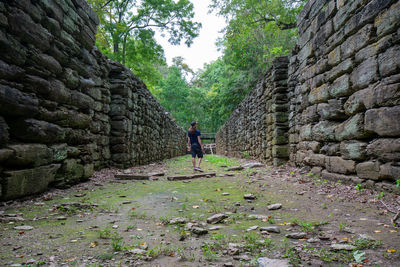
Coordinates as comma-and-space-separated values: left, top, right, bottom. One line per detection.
0, 0, 186, 200
217, 0, 400, 193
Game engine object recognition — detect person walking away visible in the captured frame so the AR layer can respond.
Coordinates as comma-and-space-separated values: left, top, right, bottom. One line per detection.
187, 121, 205, 171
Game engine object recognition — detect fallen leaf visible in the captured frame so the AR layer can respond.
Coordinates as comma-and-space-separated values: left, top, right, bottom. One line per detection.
19, 254, 24, 258
156, 222, 162, 226
341, 237, 349, 241
169, 252, 174, 257
137, 228, 143, 231
140, 242, 147, 246
90, 241, 98, 248
374, 230, 382, 233
359, 218, 367, 221
389, 230, 397, 233
131, 208, 135, 211
215, 188, 222, 191
192, 205, 200, 209
71, 240, 78, 243
327, 194, 334, 198
387, 249, 396, 253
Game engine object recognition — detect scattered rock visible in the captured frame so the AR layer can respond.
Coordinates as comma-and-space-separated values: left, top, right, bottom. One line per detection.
122, 201, 132, 204
115, 174, 149, 180
225, 173, 235, 176
243, 194, 256, 200
243, 162, 264, 168
285, 232, 307, 239
167, 173, 216, 181
191, 227, 208, 235
56, 216, 67, 220
13, 225, 34, 230
258, 257, 289, 267
330, 244, 356, 250
233, 254, 251, 261
246, 225, 259, 231
169, 217, 188, 225
208, 226, 224, 231
207, 213, 228, 224
148, 172, 165, 176
234, 202, 241, 206
307, 237, 320, 243
259, 226, 280, 233
248, 214, 268, 220
129, 249, 147, 255
227, 166, 244, 171
222, 192, 230, 196
223, 262, 234, 267
112, 225, 118, 229
267, 203, 282, 210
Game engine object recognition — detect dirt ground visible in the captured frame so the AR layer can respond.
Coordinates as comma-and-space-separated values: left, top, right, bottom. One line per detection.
0, 155, 399, 267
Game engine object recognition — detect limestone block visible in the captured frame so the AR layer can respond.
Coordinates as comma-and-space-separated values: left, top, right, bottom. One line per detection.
312, 121, 337, 141
340, 24, 374, 59
297, 141, 321, 153
374, 1, 400, 37
6, 144, 53, 167
344, 88, 368, 115
330, 74, 352, 97
304, 153, 326, 167
366, 138, 400, 162
326, 58, 353, 82
0, 84, 39, 116
9, 119, 65, 144
299, 124, 312, 141
320, 143, 340, 156
317, 99, 346, 120
2, 164, 61, 200
0, 148, 13, 162
340, 141, 367, 160
59, 159, 85, 184
301, 105, 319, 123
0, 59, 25, 79
328, 46, 341, 66
48, 79, 71, 104
356, 161, 381, 180
309, 84, 330, 104
321, 170, 361, 184
335, 113, 370, 141
378, 45, 400, 77
365, 106, 400, 136
272, 145, 289, 158
380, 163, 400, 181
8, 8, 51, 51
325, 156, 356, 174
351, 57, 378, 90
51, 143, 69, 162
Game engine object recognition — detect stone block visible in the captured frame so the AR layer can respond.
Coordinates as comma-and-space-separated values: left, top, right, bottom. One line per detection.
365, 106, 400, 136
9, 119, 66, 144
6, 144, 53, 167
304, 153, 326, 167
299, 125, 312, 141
309, 84, 330, 104
351, 57, 378, 90
366, 138, 400, 162
0, 84, 39, 117
317, 99, 346, 120
330, 74, 352, 97
335, 113, 370, 141
297, 141, 321, 153
326, 58, 353, 82
325, 156, 356, 174
374, 1, 400, 37
344, 88, 368, 115
365, 83, 400, 109
0, 59, 25, 80
340, 24, 374, 59
356, 161, 381, 180
301, 105, 319, 123
328, 46, 341, 66
320, 143, 340, 156
340, 141, 367, 160
0, 148, 14, 162
379, 163, 400, 181
378, 45, 400, 77
312, 121, 337, 141
2, 164, 60, 200
59, 159, 85, 185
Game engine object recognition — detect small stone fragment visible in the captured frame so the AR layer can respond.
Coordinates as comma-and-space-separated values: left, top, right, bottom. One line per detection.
208, 226, 224, 231
206, 213, 228, 224
223, 262, 234, 267
222, 192, 230, 196
259, 226, 280, 233
267, 203, 282, 210
57, 216, 67, 220
191, 227, 208, 235
246, 225, 259, 231
243, 162, 264, 168
169, 217, 188, 224
129, 249, 147, 255
330, 244, 356, 250
285, 232, 307, 239
258, 257, 289, 267
227, 166, 244, 171
243, 194, 256, 200
307, 237, 320, 243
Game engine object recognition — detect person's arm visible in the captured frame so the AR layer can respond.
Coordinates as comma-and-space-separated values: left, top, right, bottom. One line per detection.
197, 136, 204, 152
187, 136, 191, 151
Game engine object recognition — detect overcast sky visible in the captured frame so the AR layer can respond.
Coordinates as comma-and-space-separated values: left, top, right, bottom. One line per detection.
154, 0, 227, 72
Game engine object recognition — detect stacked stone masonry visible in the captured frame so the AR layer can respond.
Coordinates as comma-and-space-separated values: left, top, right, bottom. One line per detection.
218, 0, 400, 192
0, 0, 186, 200
216, 57, 290, 166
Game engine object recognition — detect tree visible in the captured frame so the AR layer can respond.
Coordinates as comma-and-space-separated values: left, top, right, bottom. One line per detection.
89, 0, 201, 64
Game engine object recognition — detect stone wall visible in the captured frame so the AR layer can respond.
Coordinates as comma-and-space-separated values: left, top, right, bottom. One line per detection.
216, 57, 290, 166
288, 0, 400, 192
0, 0, 185, 200
217, 0, 400, 191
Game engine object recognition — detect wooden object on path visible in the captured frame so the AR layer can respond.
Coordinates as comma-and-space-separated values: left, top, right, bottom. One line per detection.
115, 174, 150, 180
167, 172, 216, 181
227, 166, 244, 171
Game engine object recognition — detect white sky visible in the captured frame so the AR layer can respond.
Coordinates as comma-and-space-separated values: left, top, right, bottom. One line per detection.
154, 0, 226, 72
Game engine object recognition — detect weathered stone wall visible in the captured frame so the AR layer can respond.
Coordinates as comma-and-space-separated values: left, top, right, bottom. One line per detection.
216, 57, 290, 166
217, 0, 400, 191
0, 0, 185, 200
288, 0, 400, 191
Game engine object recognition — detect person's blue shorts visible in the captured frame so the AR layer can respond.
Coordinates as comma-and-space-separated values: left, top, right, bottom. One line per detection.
191, 143, 203, 158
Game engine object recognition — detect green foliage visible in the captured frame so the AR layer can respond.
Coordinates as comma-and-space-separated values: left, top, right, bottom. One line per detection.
355, 184, 363, 192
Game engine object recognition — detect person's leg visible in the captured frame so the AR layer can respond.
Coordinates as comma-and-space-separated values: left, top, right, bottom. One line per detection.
192, 157, 196, 169
197, 157, 202, 168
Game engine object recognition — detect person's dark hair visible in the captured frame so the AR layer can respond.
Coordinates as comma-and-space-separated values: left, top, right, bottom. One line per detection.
189, 121, 197, 134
